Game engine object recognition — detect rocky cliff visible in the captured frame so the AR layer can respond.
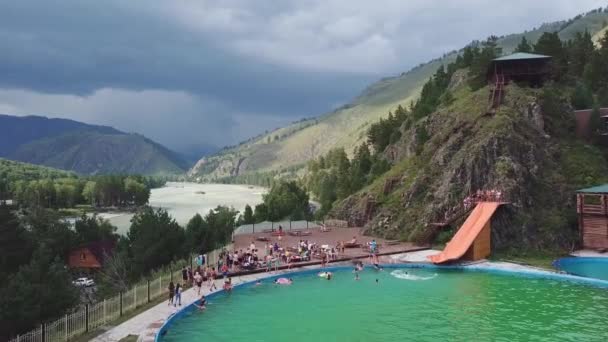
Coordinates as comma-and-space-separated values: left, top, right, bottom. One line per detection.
330, 81, 608, 251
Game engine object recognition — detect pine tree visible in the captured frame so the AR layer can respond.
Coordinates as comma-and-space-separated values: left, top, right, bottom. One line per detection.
515, 36, 532, 52
588, 105, 603, 142
534, 32, 566, 79
571, 82, 594, 110
568, 30, 595, 78
468, 36, 501, 90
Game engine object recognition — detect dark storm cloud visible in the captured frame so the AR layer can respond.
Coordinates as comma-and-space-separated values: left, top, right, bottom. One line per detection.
0, 0, 605, 150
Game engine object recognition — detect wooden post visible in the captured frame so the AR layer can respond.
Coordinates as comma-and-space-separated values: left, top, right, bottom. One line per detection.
253, 222, 255, 233
147, 280, 150, 303
64, 314, 68, 341
134, 285, 137, 308
289, 220, 292, 230
119, 292, 123, 317
103, 299, 106, 324
85, 304, 89, 332
42, 324, 46, 342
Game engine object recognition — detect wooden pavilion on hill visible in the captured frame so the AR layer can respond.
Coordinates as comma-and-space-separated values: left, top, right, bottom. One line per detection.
486, 52, 552, 111
577, 184, 608, 250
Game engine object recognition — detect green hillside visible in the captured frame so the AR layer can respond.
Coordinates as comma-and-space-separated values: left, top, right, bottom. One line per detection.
12, 131, 186, 175
190, 10, 608, 182
0, 158, 75, 182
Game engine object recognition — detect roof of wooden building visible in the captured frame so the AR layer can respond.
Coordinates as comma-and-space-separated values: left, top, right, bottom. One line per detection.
577, 184, 608, 194
493, 52, 551, 61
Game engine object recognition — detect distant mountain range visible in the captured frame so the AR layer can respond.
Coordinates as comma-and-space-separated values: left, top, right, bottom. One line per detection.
0, 114, 189, 175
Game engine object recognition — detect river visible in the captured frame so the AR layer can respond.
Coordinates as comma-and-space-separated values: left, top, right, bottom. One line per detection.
101, 182, 266, 235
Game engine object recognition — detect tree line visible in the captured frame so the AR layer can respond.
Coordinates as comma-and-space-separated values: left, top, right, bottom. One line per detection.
4, 175, 164, 209
0, 201, 240, 340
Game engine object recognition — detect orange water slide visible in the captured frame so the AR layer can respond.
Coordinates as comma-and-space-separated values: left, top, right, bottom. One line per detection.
429, 202, 500, 264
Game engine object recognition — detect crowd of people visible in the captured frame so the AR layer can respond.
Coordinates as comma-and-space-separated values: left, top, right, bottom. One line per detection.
170, 234, 385, 310
463, 189, 503, 209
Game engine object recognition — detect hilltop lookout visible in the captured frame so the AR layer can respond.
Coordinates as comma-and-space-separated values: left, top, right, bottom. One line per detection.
486, 52, 552, 111
487, 52, 552, 85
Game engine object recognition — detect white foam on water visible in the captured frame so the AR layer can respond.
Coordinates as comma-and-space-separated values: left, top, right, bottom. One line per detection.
390, 270, 438, 281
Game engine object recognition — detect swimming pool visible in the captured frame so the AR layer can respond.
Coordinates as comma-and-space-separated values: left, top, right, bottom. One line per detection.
554, 257, 608, 281
158, 266, 608, 341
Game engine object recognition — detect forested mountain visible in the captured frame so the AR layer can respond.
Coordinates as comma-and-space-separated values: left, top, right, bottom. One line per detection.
190, 9, 608, 182
311, 11, 608, 252
0, 114, 188, 175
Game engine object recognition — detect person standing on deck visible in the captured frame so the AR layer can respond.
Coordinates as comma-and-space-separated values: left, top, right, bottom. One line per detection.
174, 283, 182, 306
168, 281, 175, 306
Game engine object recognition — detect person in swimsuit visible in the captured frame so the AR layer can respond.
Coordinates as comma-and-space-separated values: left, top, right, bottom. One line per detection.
194, 272, 203, 295
195, 294, 207, 310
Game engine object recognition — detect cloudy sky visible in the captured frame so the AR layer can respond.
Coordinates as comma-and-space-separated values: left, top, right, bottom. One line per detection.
0, 1, 605, 154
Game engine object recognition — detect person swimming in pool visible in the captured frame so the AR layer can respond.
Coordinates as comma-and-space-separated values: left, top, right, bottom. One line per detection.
274, 277, 292, 285
195, 294, 207, 310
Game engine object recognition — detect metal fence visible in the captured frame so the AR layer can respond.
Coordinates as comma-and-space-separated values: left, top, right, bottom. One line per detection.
233, 220, 324, 235
8, 245, 230, 342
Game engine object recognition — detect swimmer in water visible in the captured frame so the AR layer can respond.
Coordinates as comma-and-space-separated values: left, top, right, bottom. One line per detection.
327, 272, 332, 280
376, 278, 379, 284
373, 263, 383, 271
255, 280, 262, 286
274, 277, 293, 285
195, 295, 207, 310
355, 272, 360, 281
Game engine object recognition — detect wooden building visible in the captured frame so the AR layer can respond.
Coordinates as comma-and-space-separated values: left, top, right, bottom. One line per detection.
68, 240, 115, 269
577, 185, 608, 250
487, 52, 552, 85
486, 52, 552, 111
573, 108, 608, 138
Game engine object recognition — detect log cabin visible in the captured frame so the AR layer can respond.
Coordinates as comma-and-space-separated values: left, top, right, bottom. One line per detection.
577, 184, 608, 250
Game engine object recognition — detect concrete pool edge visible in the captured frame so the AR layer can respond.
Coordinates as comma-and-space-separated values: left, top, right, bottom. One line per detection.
154, 262, 608, 342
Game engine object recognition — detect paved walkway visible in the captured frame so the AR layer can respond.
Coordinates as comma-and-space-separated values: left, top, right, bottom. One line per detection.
91, 266, 321, 342
571, 249, 608, 258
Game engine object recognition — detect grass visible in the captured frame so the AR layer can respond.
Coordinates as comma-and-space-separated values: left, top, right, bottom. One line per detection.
68, 292, 171, 342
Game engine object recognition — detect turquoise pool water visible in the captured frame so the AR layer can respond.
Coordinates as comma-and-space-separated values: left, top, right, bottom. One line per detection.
159, 267, 608, 342
554, 257, 608, 281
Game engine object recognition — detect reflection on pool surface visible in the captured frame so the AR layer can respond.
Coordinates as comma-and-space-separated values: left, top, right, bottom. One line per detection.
159, 267, 608, 342
554, 257, 608, 281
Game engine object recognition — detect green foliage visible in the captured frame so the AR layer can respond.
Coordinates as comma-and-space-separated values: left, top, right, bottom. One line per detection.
588, 105, 604, 142
127, 207, 186, 276
0, 206, 33, 278
515, 36, 532, 52
0, 249, 79, 341
469, 36, 502, 90
74, 214, 118, 245
185, 206, 238, 254
534, 32, 567, 78
571, 82, 594, 109
262, 181, 310, 221
7, 174, 156, 209
241, 204, 254, 224
415, 126, 430, 155
253, 203, 269, 222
